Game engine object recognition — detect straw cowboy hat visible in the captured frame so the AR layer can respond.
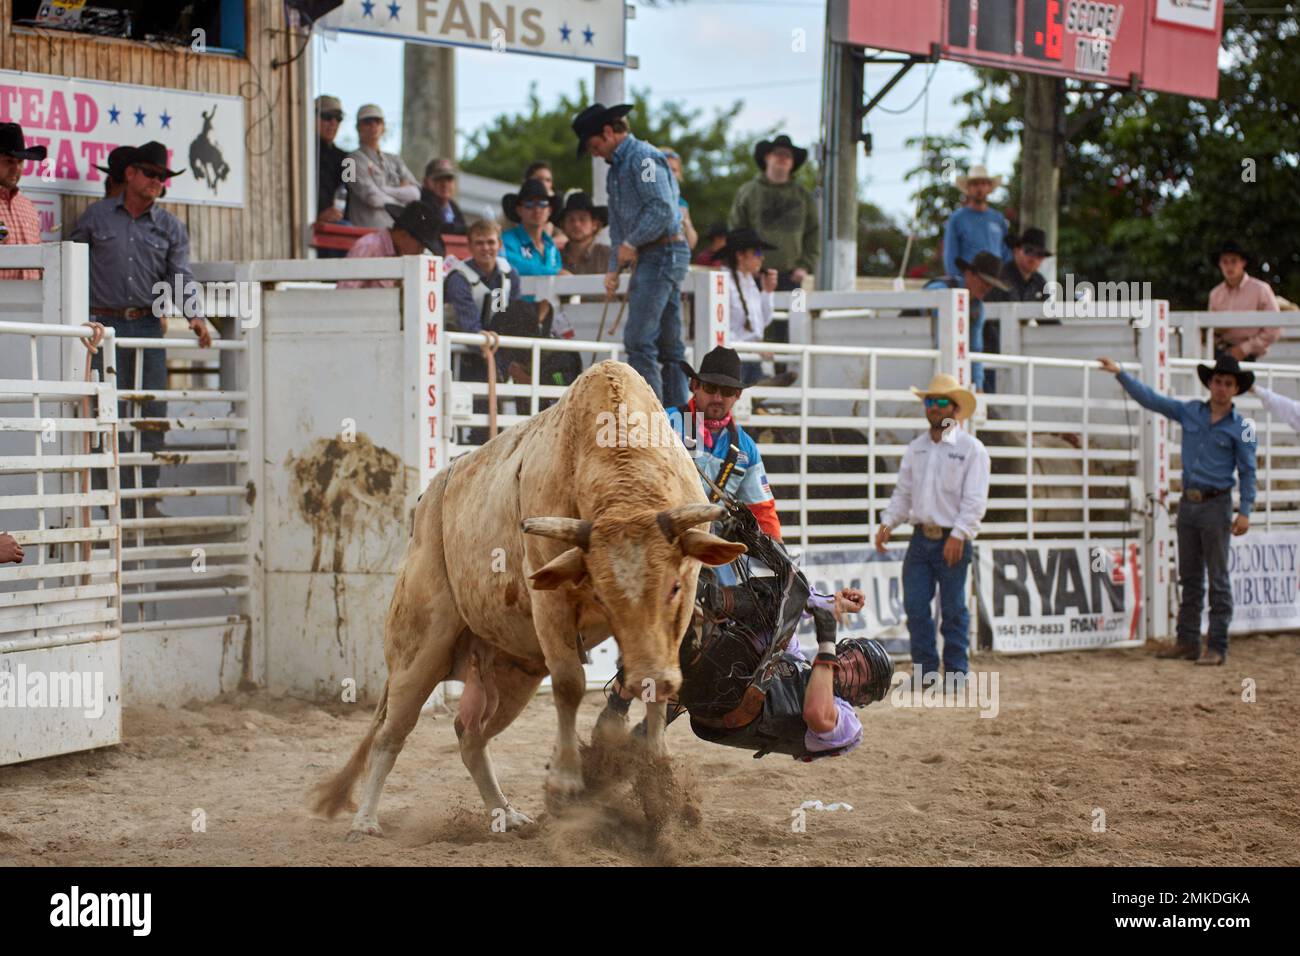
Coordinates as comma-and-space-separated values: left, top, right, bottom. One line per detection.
910, 373, 977, 421
955, 164, 1003, 191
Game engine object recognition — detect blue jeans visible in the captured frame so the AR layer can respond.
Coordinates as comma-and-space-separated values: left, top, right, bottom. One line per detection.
624, 240, 689, 407
91, 313, 167, 491
970, 301, 986, 392
1175, 494, 1234, 655
903, 534, 973, 675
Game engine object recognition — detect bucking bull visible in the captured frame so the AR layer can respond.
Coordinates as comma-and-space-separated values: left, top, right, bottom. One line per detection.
312, 361, 746, 836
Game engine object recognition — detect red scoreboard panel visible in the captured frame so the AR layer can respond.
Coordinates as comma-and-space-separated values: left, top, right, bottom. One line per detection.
830, 0, 1223, 99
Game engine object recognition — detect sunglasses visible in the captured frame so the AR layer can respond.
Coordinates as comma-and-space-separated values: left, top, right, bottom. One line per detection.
132, 166, 168, 181
319, 111, 344, 122
924, 397, 953, 408
520, 200, 550, 210
700, 382, 741, 398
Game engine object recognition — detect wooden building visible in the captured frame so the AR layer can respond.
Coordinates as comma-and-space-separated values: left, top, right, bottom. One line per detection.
1, 0, 308, 261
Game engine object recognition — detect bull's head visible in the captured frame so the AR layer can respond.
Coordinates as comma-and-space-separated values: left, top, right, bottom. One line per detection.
522, 503, 745, 699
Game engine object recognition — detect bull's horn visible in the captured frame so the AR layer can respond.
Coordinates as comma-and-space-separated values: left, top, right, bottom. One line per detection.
656, 503, 725, 541
521, 517, 592, 551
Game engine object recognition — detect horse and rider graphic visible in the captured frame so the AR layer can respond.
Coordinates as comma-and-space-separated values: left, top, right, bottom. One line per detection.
188, 105, 230, 193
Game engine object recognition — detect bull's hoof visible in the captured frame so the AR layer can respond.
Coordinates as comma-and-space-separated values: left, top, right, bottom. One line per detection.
493, 806, 535, 831
544, 767, 586, 811
346, 820, 382, 842
593, 706, 629, 747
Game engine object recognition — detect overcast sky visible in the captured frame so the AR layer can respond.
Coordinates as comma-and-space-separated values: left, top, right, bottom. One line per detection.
317, 1, 1018, 222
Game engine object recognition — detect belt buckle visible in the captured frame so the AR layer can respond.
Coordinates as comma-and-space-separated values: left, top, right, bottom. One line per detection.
923, 523, 944, 541
1186, 489, 1203, 503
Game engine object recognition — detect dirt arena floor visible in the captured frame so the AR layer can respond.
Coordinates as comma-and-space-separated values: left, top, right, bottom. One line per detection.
3, 634, 1298, 867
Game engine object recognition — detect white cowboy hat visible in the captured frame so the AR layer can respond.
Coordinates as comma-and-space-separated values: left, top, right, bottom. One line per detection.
955, 164, 1003, 191
910, 373, 977, 421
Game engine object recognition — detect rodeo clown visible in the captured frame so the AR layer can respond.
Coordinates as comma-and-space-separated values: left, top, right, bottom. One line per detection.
874, 373, 991, 684
596, 347, 894, 760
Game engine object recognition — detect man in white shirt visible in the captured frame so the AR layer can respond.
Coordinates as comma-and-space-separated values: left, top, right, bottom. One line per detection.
874, 373, 991, 681
1252, 383, 1300, 433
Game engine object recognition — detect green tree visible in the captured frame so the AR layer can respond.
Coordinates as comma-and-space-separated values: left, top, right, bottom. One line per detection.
460, 82, 816, 250
918, 0, 1299, 307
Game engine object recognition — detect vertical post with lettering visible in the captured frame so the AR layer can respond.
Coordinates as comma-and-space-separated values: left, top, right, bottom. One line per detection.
1139, 299, 1172, 641
937, 287, 972, 419
404, 254, 446, 493
692, 268, 730, 365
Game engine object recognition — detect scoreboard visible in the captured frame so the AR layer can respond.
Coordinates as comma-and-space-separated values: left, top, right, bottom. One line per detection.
830, 0, 1224, 99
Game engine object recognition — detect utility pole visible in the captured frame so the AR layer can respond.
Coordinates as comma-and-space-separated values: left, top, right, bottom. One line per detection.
1019, 73, 1062, 278
401, 44, 456, 176
819, 25, 859, 291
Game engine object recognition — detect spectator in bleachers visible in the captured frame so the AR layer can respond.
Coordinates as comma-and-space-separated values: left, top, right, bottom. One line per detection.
420, 158, 467, 236
693, 221, 728, 266
446, 219, 522, 332
660, 147, 698, 252
987, 227, 1049, 303
1209, 239, 1280, 361
94, 145, 134, 200
924, 251, 1009, 392
721, 228, 779, 385
501, 179, 564, 278
337, 199, 445, 290
0, 122, 45, 281
728, 134, 818, 293
557, 191, 610, 276
346, 104, 421, 230
943, 165, 1011, 285
316, 96, 348, 224
68, 141, 212, 517
524, 161, 564, 250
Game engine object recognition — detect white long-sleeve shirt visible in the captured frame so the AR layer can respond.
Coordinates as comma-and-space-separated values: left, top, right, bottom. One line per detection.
1253, 386, 1300, 432
880, 427, 991, 541
728, 270, 774, 344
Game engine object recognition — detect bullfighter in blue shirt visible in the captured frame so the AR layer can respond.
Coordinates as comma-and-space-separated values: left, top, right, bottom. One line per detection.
1099, 354, 1256, 665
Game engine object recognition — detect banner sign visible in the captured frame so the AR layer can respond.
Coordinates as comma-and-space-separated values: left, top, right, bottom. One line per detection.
21, 189, 62, 241
976, 540, 1142, 652
797, 545, 910, 656
323, 0, 627, 66
0, 69, 245, 208
1201, 529, 1300, 635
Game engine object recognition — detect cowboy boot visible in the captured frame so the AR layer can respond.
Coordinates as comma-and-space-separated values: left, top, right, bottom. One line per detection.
1154, 641, 1201, 660
1195, 649, 1226, 666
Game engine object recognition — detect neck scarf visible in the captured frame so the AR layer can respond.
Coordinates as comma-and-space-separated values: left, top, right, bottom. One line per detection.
689, 398, 733, 450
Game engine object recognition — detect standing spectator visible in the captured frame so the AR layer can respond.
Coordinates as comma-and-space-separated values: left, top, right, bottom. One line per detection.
987, 227, 1049, 303
573, 102, 690, 405
94, 145, 134, 200
943, 165, 1011, 284
924, 251, 1009, 392
693, 221, 728, 266
557, 191, 610, 276
500, 179, 563, 279
1098, 355, 1255, 666
337, 199, 445, 290
720, 228, 779, 384
345, 104, 420, 230
446, 219, 521, 332
67, 141, 212, 517
660, 147, 698, 251
420, 158, 467, 236
874, 374, 990, 682
315, 96, 348, 224
728, 134, 818, 293
0, 122, 45, 280
1209, 239, 1280, 361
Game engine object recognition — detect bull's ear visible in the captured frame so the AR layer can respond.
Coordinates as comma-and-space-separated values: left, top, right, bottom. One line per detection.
528, 546, 588, 590
679, 529, 747, 566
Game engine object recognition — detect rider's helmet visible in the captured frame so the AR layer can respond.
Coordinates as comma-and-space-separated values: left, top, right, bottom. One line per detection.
833, 637, 894, 707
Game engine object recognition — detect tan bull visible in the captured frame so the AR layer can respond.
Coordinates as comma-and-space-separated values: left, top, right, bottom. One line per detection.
312, 361, 745, 836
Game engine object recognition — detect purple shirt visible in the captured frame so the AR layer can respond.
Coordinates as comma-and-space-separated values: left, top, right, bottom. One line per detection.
783, 591, 863, 754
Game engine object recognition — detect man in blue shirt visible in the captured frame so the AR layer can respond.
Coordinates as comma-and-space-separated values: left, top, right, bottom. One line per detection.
943, 165, 1011, 283
1099, 354, 1256, 665
924, 251, 1008, 392
573, 102, 689, 407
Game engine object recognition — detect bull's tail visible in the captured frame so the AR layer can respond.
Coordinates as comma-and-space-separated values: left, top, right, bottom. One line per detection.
309, 680, 390, 818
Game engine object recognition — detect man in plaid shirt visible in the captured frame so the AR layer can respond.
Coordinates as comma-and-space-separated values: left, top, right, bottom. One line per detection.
0, 122, 46, 281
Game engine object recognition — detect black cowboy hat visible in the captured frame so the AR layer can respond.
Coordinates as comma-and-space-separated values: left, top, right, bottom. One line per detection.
1197, 354, 1254, 393
754, 134, 807, 173
557, 190, 608, 227
0, 122, 47, 162
1210, 239, 1252, 270
956, 252, 1011, 292
703, 221, 728, 242
720, 227, 778, 259
383, 199, 446, 256
94, 145, 136, 182
502, 178, 561, 223
678, 346, 746, 391
130, 141, 186, 179
1008, 226, 1053, 257
571, 102, 634, 157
